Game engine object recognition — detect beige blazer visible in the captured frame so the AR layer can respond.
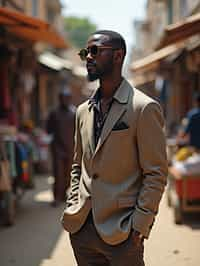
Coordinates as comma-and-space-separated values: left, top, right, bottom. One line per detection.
62, 79, 168, 245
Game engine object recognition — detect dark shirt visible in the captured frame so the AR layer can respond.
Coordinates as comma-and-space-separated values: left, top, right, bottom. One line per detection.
88, 90, 113, 147
46, 105, 75, 157
185, 107, 200, 149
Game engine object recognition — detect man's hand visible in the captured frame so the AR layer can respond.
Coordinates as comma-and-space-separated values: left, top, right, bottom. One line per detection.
131, 230, 144, 247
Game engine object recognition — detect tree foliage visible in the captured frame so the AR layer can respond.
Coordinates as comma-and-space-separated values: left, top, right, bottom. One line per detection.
64, 16, 97, 48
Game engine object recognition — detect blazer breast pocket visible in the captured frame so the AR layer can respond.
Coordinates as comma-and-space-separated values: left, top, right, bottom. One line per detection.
112, 121, 129, 131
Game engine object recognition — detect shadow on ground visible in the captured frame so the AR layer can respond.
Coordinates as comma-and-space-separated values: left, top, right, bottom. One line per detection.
180, 212, 200, 229
0, 176, 66, 266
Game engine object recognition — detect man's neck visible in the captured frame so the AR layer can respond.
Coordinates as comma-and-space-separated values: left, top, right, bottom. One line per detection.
99, 75, 123, 99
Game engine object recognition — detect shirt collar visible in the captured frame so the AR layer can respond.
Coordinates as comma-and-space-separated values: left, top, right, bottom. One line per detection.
88, 77, 131, 111
88, 88, 101, 111
113, 78, 131, 104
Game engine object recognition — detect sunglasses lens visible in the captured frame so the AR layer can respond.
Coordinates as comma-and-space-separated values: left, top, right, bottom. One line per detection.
78, 49, 88, 60
78, 45, 101, 60
90, 45, 98, 56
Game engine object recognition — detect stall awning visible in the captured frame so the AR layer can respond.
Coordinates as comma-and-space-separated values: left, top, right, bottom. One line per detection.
158, 12, 200, 49
38, 52, 73, 71
72, 66, 87, 77
0, 7, 68, 49
132, 74, 155, 87
131, 42, 185, 73
38, 52, 88, 77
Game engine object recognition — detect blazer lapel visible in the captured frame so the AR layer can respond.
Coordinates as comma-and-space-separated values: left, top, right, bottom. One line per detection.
94, 102, 127, 155
87, 107, 95, 154
94, 79, 131, 155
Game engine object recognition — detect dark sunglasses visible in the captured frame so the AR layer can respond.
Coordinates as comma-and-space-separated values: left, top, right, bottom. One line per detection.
78, 45, 117, 61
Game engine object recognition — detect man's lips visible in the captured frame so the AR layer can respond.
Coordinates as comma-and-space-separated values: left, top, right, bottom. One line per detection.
87, 63, 96, 71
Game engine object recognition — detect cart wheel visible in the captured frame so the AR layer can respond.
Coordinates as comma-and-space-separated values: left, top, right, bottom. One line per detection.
174, 203, 182, 224
2, 191, 16, 226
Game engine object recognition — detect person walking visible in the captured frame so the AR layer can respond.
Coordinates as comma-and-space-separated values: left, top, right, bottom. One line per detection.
62, 30, 168, 265
181, 93, 200, 150
46, 88, 75, 207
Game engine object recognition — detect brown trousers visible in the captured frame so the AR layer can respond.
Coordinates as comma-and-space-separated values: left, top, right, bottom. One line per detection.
70, 212, 145, 266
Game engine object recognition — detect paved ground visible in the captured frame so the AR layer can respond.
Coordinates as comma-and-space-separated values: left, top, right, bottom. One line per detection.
0, 176, 200, 266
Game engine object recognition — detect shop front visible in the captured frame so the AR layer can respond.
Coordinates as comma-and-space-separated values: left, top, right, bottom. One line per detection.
0, 6, 68, 225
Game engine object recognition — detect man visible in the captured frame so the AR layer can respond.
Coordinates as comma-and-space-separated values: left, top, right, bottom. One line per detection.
183, 93, 200, 150
46, 88, 75, 207
62, 30, 168, 265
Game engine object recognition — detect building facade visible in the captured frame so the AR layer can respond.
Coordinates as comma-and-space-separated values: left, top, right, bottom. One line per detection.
130, 0, 200, 136
0, 0, 68, 126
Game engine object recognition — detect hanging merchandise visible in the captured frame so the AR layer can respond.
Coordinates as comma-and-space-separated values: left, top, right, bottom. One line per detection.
0, 45, 13, 119
0, 134, 11, 192
0, 134, 15, 226
0, 64, 11, 118
15, 142, 30, 186
5, 137, 17, 178
0, 160, 11, 192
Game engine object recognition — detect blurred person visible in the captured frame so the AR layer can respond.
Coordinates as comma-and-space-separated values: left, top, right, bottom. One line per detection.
46, 88, 75, 207
183, 93, 200, 150
62, 30, 168, 266
175, 118, 189, 148
177, 93, 200, 150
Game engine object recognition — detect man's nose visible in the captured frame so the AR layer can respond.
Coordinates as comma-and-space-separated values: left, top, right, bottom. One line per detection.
86, 50, 94, 60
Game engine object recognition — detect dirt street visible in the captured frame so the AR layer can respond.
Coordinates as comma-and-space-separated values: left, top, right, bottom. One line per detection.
0, 176, 200, 266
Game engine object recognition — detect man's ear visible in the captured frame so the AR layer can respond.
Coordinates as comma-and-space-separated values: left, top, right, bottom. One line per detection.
114, 49, 123, 63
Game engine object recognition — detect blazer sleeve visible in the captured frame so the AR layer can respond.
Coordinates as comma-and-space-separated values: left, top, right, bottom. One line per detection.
132, 102, 168, 238
66, 106, 82, 206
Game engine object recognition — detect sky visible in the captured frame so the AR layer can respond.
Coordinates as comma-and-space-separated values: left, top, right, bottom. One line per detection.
61, 0, 147, 57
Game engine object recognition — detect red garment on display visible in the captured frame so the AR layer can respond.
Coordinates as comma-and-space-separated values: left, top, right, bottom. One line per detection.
0, 64, 11, 110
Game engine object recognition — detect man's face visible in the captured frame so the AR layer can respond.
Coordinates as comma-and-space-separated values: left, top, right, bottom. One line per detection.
85, 34, 115, 81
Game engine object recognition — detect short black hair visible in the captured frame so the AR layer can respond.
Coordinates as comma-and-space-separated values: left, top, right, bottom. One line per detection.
92, 30, 127, 57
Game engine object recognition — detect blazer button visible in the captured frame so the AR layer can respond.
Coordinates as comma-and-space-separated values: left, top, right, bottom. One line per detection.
93, 173, 98, 179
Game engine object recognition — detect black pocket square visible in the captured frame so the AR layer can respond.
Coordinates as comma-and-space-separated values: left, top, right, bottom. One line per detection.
112, 121, 129, 131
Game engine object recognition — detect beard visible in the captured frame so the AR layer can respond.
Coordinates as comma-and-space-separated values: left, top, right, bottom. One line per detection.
87, 56, 114, 82
87, 61, 100, 81
87, 71, 101, 82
